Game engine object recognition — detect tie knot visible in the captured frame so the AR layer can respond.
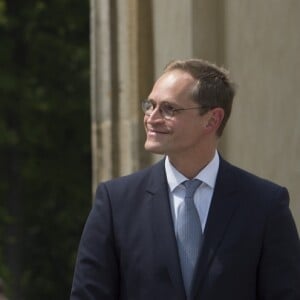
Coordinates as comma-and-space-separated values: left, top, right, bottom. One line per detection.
183, 179, 202, 199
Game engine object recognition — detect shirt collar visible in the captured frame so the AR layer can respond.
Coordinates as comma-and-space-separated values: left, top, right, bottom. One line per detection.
165, 151, 220, 192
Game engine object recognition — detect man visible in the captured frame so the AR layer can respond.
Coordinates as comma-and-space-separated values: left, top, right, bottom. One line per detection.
71, 59, 300, 299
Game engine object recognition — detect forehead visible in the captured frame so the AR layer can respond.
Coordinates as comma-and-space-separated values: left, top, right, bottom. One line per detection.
149, 70, 196, 102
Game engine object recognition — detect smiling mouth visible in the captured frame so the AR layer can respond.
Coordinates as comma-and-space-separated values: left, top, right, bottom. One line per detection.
147, 128, 168, 135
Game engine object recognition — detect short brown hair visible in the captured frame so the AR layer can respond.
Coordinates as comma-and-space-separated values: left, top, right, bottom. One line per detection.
164, 58, 236, 136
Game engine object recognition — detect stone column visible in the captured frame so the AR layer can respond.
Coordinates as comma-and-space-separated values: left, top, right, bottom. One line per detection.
90, 0, 153, 194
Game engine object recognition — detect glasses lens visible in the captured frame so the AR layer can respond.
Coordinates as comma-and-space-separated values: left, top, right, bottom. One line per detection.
142, 100, 176, 119
142, 99, 153, 114
160, 103, 175, 119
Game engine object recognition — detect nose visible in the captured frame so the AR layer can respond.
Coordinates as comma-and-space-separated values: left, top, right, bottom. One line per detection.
145, 106, 164, 123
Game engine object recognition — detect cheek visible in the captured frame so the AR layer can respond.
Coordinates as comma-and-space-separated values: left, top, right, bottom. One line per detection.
177, 122, 203, 141
143, 116, 148, 127
170, 124, 191, 144
175, 119, 195, 133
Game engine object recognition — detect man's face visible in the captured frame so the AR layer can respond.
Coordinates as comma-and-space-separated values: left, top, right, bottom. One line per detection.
144, 70, 210, 160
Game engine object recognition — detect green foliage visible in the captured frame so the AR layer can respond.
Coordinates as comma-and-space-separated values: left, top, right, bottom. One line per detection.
0, 0, 90, 298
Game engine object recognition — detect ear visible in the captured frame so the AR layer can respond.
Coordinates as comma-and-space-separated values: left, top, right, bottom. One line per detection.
204, 108, 225, 133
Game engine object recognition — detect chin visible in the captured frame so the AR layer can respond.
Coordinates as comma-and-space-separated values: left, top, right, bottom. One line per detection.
144, 142, 165, 155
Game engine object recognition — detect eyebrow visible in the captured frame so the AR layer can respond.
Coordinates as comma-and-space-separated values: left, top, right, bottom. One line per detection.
147, 98, 180, 106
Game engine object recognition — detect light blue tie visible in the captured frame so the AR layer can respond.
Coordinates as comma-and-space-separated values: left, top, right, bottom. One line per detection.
176, 179, 202, 296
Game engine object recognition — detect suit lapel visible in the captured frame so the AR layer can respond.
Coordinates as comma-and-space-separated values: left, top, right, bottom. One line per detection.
147, 160, 186, 299
191, 158, 241, 298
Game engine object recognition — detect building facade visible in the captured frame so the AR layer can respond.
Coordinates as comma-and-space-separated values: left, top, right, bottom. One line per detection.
90, 0, 300, 230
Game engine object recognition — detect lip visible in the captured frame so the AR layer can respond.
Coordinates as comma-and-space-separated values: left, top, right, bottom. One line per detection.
147, 128, 169, 135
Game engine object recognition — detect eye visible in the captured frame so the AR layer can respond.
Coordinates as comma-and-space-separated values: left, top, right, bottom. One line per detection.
145, 102, 153, 109
142, 99, 155, 112
162, 103, 176, 113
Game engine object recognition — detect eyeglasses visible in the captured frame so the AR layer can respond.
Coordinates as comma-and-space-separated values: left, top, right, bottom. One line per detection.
142, 99, 204, 120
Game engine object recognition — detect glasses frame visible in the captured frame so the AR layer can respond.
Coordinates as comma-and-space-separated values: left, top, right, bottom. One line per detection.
141, 99, 212, 120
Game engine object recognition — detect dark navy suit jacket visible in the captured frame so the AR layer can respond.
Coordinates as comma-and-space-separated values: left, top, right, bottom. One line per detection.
71, 158, 300, 300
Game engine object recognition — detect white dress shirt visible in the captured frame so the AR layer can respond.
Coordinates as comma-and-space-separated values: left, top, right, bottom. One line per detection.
165, 151, 220, 233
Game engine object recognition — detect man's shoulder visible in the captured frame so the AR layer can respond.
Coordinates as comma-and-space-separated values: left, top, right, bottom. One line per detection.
94, 159, 166, 207
219, 157, 286, 193
218, 158, 290, 216
101, 158, 165, 188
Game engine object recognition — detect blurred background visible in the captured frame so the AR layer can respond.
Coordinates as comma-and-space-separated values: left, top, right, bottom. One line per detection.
1, 0, 300, 299
0, 0, 90, 299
